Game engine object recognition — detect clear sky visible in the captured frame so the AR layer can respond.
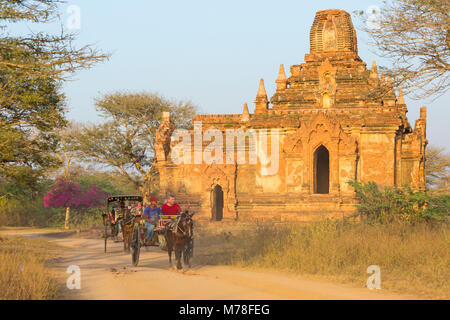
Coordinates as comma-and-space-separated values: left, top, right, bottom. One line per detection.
32, 1, 450, 149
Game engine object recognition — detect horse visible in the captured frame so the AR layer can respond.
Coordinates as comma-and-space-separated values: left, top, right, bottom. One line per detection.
164, 210, 194, 270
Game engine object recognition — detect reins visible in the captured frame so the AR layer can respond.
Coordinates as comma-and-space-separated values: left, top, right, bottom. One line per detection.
169, 214, 192, 238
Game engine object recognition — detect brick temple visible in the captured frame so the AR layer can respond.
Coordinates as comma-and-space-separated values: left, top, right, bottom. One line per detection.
154, 9, 427, 221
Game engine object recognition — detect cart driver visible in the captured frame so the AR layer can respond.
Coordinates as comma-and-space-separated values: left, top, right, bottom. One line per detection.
143, 196, 160, 245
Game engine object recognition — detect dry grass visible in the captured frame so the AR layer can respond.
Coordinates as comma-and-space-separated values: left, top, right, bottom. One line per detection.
0, 235, 60, 300
194, 220, 449, 299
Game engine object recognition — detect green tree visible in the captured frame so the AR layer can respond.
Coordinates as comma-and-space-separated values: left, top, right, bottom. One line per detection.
71, 92, 197, 201
0, 0, 108, 194
357, 0, 450, 99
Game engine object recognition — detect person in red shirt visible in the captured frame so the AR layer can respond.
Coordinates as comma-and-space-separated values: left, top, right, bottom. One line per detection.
161, 194, 182, 215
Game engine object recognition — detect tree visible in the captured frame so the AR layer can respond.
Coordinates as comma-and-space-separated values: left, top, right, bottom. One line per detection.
43, 177, 83, 209
54, 122, 82, 229
0, 0, 108, 192
356, 0, 450, 99
0, 0, 108, 83
43, 177, 107, 230
425, 145, 450, 189
71, 92, 197, 201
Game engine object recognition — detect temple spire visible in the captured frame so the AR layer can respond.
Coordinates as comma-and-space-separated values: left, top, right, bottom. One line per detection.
383, 76, 396, 106
369, 60, 379, 87
254, 78, 269, 115
241, 102, 250, 122
387, 76, 393, 87
276, 64, 287, 90
257, 78, 267, 98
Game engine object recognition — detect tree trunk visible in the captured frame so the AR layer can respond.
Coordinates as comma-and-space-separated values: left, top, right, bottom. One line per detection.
140, 177, 153, 203
64, 207, 70, 230
140, 186, 150, 204
75, 213, 81, 234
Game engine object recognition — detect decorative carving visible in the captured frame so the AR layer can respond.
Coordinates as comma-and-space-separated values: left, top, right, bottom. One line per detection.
284, 112, 357, 157
317, 58, 337, 107
204, 163, 232, 192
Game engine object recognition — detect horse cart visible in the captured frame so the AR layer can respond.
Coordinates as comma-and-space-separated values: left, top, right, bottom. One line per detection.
131, 211, 194, 269
102, 195, 143, 253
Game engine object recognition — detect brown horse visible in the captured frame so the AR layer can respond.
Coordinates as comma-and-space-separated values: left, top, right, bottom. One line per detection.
164, 211, 194, 270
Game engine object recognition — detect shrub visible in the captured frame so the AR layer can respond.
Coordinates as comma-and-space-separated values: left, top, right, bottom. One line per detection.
348, 180, 449, 224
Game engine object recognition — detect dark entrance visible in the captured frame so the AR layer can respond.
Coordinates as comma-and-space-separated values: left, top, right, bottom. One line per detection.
314, 145, 330, 194
211, 185, 223, 221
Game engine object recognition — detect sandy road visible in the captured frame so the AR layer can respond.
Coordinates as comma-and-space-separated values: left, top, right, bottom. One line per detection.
2, 229, 417, 300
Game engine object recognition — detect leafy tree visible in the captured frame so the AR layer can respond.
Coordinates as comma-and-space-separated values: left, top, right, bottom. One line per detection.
71, 92, 197, 201
0, 0, 108, 193
356, 0, 450, 99
0, 0, 108, 82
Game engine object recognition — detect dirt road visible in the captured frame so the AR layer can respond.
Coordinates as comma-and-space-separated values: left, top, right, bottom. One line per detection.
2, 229, 417, 300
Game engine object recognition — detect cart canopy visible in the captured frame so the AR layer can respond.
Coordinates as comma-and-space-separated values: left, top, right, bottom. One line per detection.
107, 195, 143, 203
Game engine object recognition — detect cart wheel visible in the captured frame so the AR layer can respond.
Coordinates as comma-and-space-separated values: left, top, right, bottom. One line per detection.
131, 225, 140, 266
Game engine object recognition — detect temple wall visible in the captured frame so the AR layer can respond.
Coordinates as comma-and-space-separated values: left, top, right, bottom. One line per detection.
359, 131, 396, 186
156, 115, 425, 222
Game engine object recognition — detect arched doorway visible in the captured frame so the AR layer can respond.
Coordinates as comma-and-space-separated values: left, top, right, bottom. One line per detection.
211, 185, 223, 221
314, 145, 330, 194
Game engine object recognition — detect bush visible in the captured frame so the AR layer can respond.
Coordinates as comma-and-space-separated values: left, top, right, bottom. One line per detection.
0, 197, 61, 227
348, 180, 449, 224
0, 194, 104, 229
0, 169, 138, 229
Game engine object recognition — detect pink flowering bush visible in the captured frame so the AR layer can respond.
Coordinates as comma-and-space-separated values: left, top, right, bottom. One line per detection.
43, 178, 83, 209
43, 178, 107, 209
78, 185, 107, 208
43, 178, 108, 229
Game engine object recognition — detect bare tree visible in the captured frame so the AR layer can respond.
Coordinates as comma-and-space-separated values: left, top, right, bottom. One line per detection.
55, 122, 82, 229
356, 0, 450, 100
425, 145, 450, 189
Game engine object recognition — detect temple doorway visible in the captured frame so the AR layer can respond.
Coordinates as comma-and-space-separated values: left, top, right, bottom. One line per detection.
314, 145, 330, 194
211, 185, 223, 221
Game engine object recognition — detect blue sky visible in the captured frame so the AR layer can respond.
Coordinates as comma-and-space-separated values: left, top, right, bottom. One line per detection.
23, 1, 450, 149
